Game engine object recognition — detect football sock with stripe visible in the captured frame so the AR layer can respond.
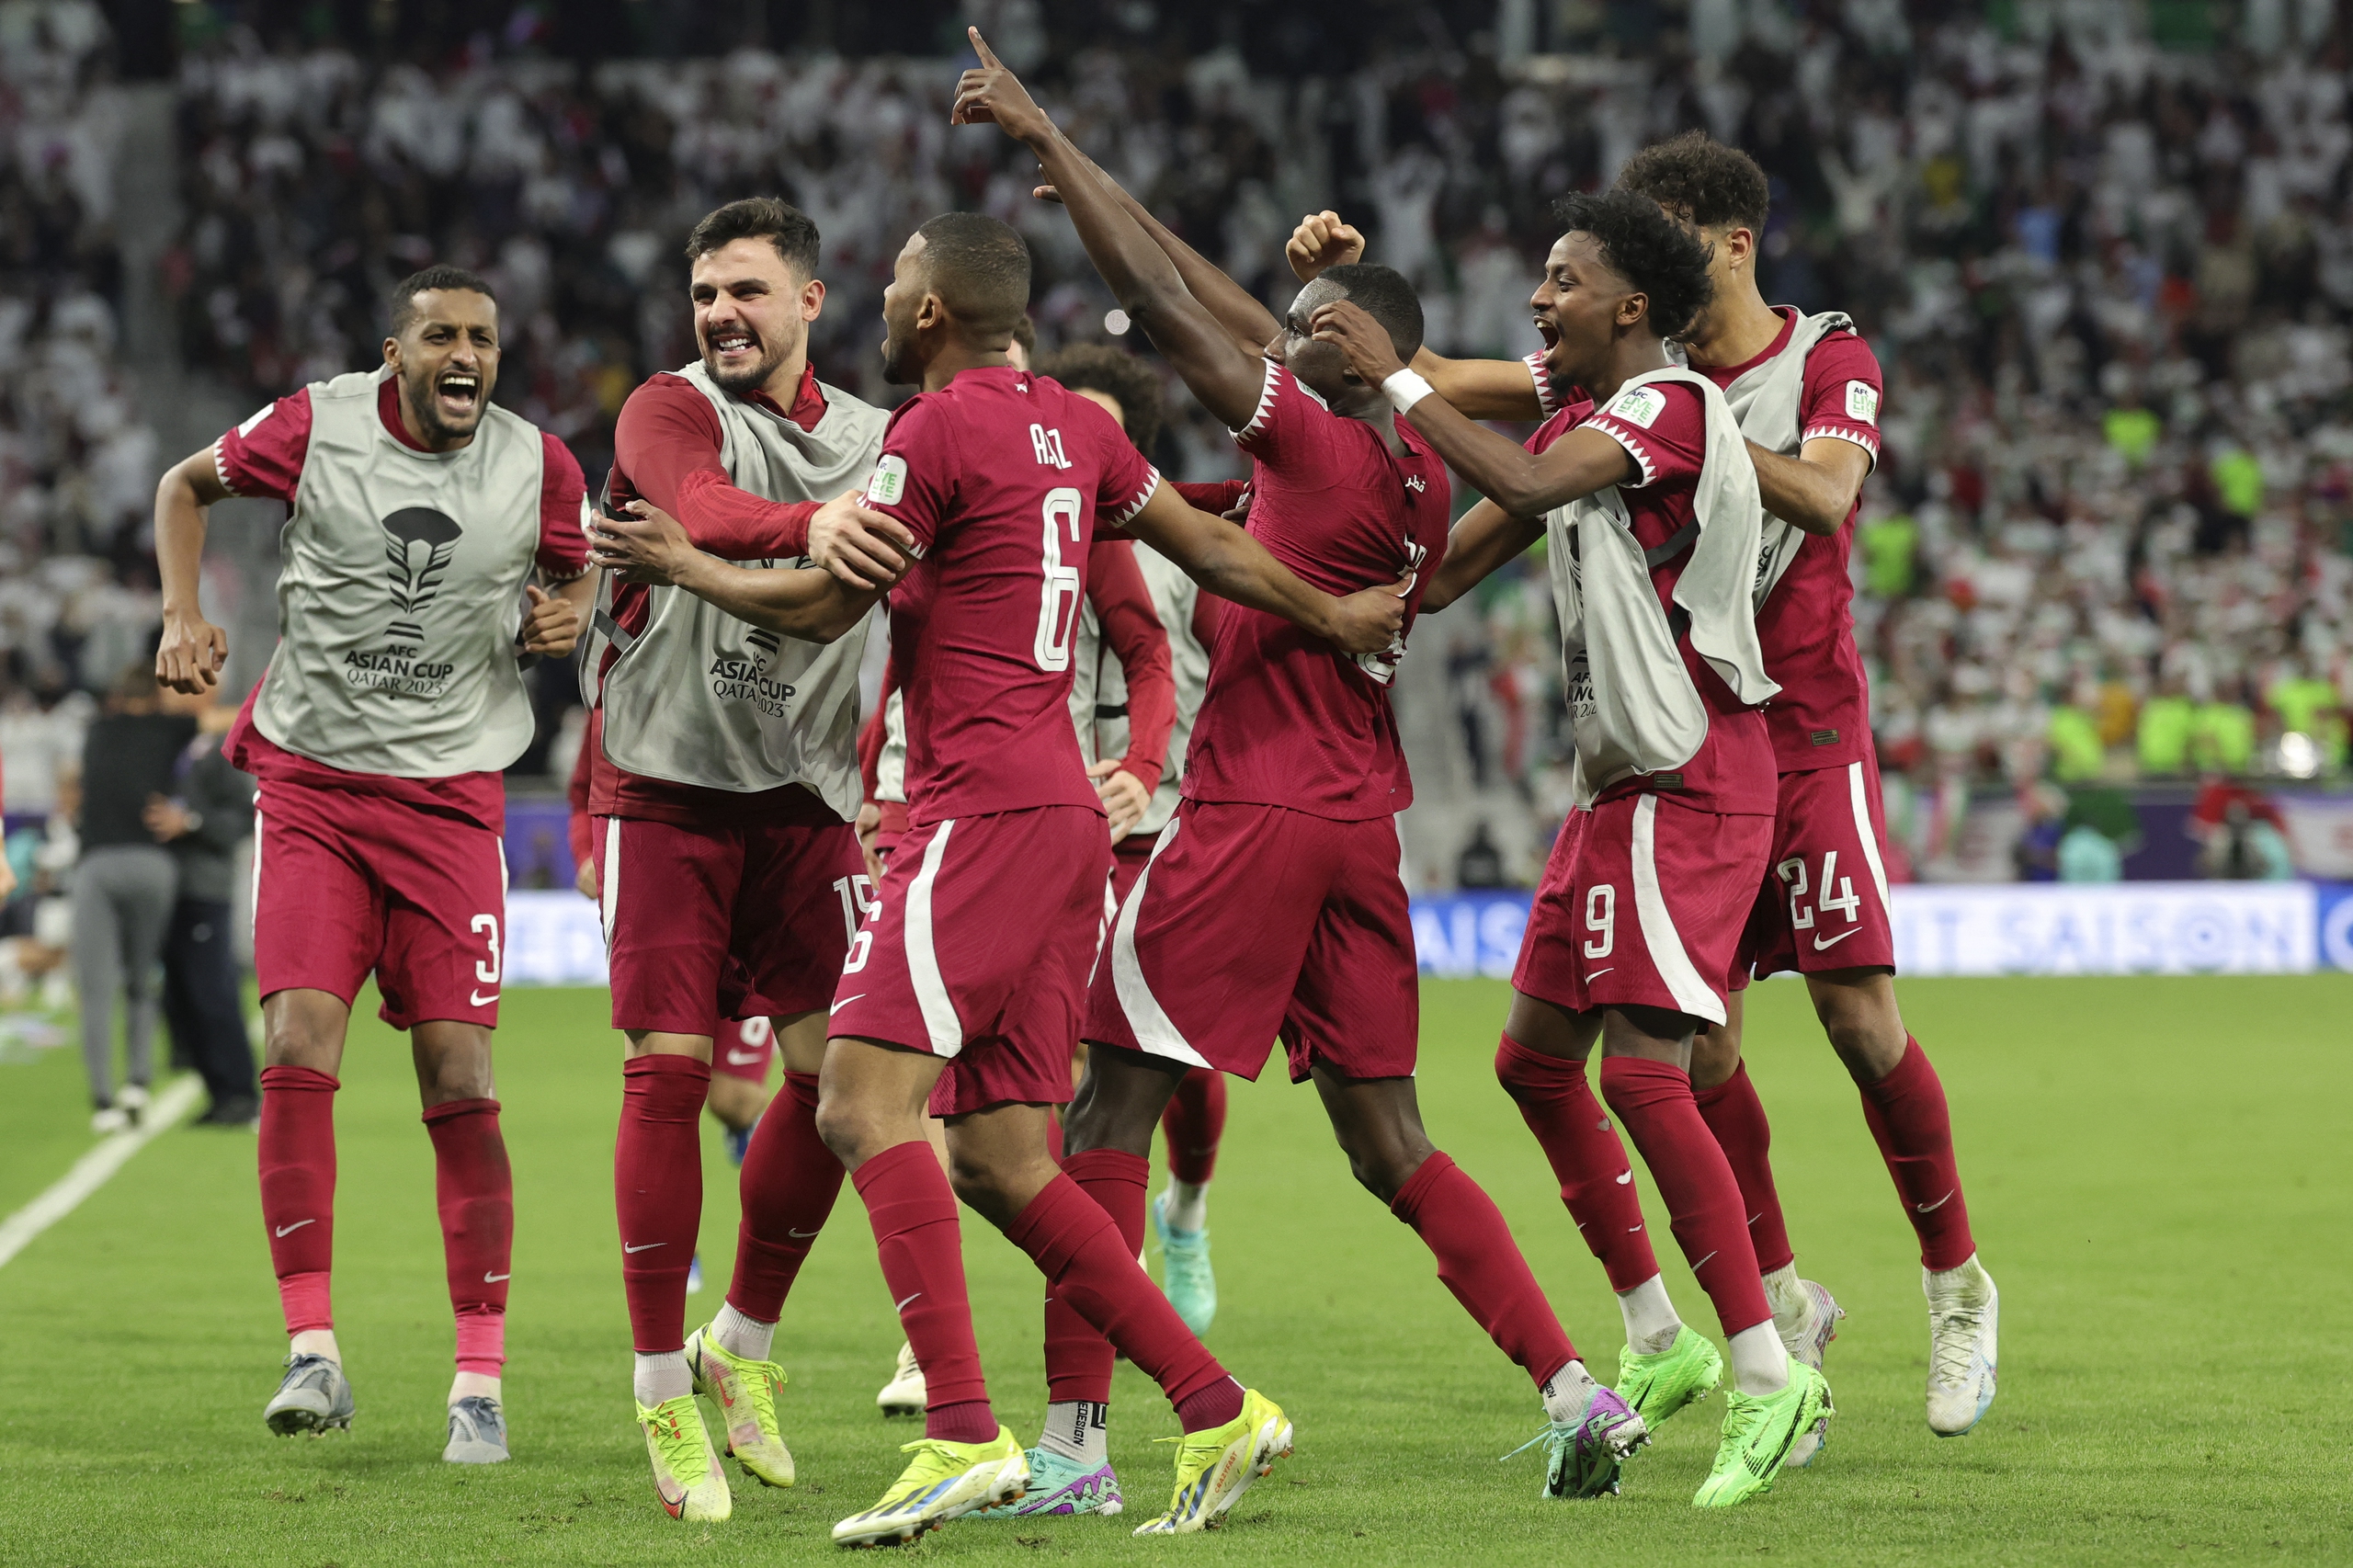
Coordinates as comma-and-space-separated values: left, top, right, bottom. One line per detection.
1004, 1171, 1236, 1432
1598, 1055, 1774, 1344
1856, 1037, 1976, 1270
1494, 1035, 1662, 1290
615, 1054, 707, 1356
1392, 1151, 1582, 1390
424, 1096, 512, 1379
853, 1140, 997, 1445
1691, 1062, 1796, 1275
258, 1063, 339, 1341
728, 1071, 843, 1326
1045, 1148, 1150, 1406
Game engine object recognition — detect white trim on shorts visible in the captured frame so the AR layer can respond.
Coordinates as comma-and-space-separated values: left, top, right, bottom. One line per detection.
600, 817, 621, 942
249, 803, 264, 942
904, 819, 965, 1056
1629, 795, 1726, 1026
1847, 761, 1891, 912
1110, 818, 1211, 1069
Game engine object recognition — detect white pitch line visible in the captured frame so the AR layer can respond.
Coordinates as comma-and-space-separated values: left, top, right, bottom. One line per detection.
0, 1074, 204, 1270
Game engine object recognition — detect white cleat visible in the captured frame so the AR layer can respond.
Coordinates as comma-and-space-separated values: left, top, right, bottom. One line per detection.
1770, 1277, 1844, 1468
876, 1339, 925, 1418
1924, 1255, 1999, 1437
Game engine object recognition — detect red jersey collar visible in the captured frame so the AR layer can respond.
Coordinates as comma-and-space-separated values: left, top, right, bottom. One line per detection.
1700, 306, 1800, 382
377, 375, 434, 451
740, 359, 827, 432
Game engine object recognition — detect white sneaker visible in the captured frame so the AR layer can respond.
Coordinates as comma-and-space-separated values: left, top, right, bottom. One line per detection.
1924, 1255, 1998, 1437
117, 1082, 151, 1119
91, 1105, 131, 1135
1768, 1276, 1844, 1468
876, 1340, 924, 1418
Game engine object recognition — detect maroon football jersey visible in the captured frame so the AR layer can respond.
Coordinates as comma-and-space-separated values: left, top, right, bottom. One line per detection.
1534, 381, 1775, 817
1692, 309, 1883, 772
860, 366, 1159, 825
1179, 363, 1451, 822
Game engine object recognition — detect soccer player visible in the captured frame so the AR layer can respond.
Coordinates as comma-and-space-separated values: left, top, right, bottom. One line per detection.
1035, 343, 1240, 1337
956, 46, 1649, 1515
585, 197, 917, 1522
603, 191, 1404, 1541
1295, 130, 1998, 1448
1312, 187, 1839, 1505
152, 265, 594, 1464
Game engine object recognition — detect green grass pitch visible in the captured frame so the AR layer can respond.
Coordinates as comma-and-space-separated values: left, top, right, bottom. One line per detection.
1, 974, 2347, 1565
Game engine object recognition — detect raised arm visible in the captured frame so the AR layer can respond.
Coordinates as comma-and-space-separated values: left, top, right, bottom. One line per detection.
1748, 437, 1870, 538
1118, 482, 1404, 656
953, 32, 1267, 429
590, 500, 883, 643
154, 447, 233, 694
1313, 300, 1632, 516
1421, 498, 1547, 614
1039, 149, 1280, 353
1288, 210, 1550, 421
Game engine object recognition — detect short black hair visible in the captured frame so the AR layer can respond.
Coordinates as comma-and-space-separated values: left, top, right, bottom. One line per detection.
686, 197, 822, 278
913, 212, 1030, 341
1318, 262, 1424, 362
1037, 344, 1164, 455
1549, 190, 1716, 340
388, 265, 494, 336
1616, 130, 1771, 235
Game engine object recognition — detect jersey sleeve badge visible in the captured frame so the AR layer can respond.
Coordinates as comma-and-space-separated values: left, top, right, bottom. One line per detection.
866, 452, 908, 506
1607, 384, 1667, 428
1844, 381, 1880, 425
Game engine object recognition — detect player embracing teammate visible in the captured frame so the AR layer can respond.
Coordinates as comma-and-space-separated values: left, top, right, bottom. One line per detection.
1302, 130, 1997, 1500
153, 267, 594, 1464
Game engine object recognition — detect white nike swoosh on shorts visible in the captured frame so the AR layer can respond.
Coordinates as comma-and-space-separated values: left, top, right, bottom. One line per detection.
724, 1051, 762, 1064
1586, 967, 1615, 979
1812, 928, 1861, 950
830, 994, 866, 1015
470, 989, 499, 1006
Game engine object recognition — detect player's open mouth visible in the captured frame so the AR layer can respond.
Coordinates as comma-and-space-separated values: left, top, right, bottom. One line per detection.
710, 327, 760, 362
1534, 316, 1563, 366
435, 371, 480, 417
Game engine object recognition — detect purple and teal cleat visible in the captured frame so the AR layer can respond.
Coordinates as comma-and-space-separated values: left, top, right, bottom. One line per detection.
968, 1447, 1124, 1518
1506, 1384, 1650, 1499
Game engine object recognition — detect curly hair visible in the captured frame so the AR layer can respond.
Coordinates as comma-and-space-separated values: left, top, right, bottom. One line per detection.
1550, 189, 1716, 340
1615, 129, 1771, 235
1035, 343, 1164, 457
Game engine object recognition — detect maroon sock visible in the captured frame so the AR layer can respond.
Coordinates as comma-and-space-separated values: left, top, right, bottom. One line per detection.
1161, 1068, 1227, 1185
1044, 1148, 1150, 1404
258, 1064, 338, 1334
727, 1072, 844, 1323
852, 1141, 995, 1444
1494, 1036, 1662, 1291
1691, 1062, 1795, 1276
423, 1096, 513, 1375
1857, 1038, 1976, 1271
615, 1054, 707, 1355
1598, 1055, 1771, 1337
1392, 1152, 1577, 1387
1004, 1172, 1234, 1428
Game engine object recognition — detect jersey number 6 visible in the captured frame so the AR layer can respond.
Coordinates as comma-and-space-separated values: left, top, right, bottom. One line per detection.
1033, 487, 1083, 673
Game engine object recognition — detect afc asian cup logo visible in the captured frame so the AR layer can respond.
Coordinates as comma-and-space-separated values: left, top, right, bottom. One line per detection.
380, 506, 463, 643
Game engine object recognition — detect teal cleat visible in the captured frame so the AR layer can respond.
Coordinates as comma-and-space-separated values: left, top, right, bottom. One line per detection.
970, 1446, 1123, 1517
1151, 1189, 1217, 1336
1615, 1324, 1722, 1430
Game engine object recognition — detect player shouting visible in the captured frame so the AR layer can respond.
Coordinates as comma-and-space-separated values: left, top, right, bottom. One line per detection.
955, 48, 1650, 1516
1312, 188, 1836, 1505
1294, 129, 1998, 1450
585, 198, 913, 1522
599, 193, 1404, 1542
153, 266, 593, 1463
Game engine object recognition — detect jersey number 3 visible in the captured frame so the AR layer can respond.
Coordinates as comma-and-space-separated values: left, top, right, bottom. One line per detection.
1033, 487, 1083, 673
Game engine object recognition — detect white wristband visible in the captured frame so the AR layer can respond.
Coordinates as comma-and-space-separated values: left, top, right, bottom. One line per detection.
1381, 368, 1433, 413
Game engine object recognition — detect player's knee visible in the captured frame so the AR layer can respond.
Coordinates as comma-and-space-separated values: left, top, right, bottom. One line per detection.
1688, 1022, 1742, 1089
813, 1093, 884, 1167
1810, 973, 1904, 1079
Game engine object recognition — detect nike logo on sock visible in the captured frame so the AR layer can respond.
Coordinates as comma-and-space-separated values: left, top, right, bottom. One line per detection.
831, 994, 867, 1015
623, 1242, 665, 1254
893, 1291, 923, 1312
1689, 1250, 1719, 1272
274, 1220, 314, 1237
483, 1271, 510, 1282
1915, 1191, 1954, 1213
723, 1051, 763, 1064
1615, 1171, 1632, 1185
789, 1228, 821, 1239
1811, 928, 1860, 950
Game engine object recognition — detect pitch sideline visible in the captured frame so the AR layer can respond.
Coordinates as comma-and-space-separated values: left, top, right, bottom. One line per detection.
0, 1074, 204, 1270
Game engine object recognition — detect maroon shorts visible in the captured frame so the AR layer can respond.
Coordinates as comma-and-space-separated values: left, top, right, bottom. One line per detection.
827, 806, 1109, 1118
252, 778, 506, 1032
712, 1016, 777, 1083
593, 813, 865, 1035
1086, 801, 1417, 1084
1733, 756, 1898, 987
1512, 793, 1771, 1028
1108, 833, 1155, 904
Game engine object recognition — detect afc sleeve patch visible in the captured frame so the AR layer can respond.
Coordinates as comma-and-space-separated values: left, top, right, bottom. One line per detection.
866, 452, 908, 506
1844, 380, 1880, 426
1607, 383, 1667, 429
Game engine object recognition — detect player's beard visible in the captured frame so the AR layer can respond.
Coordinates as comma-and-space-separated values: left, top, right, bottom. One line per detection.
705, 325, 790, 397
